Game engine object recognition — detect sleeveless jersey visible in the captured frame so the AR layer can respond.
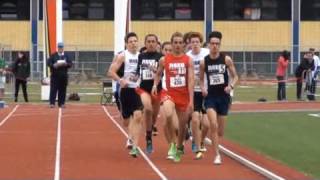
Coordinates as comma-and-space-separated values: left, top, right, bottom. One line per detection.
187, 48, 209, 92
123, 50, 140, 88
204, 53, 229, 97
137, 52, 163, 92
163, 53, 190, 99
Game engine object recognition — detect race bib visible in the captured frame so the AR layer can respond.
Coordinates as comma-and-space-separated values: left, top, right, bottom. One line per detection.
142, 69, 153, 80
209, 74, 224, 85
170, 76, 186, 87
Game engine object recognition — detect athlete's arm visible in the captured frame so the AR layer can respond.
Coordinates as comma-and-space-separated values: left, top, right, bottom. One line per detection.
152, 57, 164, 96
108, 53, 127, 88
225, 55, 238, 93
199, 59, 207, 97
187, 57, 194, 110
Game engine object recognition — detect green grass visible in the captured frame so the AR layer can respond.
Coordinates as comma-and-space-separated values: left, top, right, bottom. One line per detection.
3, 82, 104, 103
3, 82, 302, 103
233, 83, 298, 102
226, 112, 320, 179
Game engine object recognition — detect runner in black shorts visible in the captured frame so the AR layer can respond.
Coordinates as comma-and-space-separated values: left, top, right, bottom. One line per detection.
108, 32, 143, 157
135, 34, 163, 153
186, 32, 210, 159
200, 31, 238, 165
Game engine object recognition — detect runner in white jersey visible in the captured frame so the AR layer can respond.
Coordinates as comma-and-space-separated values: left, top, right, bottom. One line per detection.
108, 32, 143, 157
186, 32, 210, 159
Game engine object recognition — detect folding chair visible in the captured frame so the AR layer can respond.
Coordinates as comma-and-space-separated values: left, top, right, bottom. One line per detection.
100, 80, 113, 105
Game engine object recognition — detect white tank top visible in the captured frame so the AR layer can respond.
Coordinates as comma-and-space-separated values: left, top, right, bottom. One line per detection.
123, 50, 140, 88
187, 48, 209, 92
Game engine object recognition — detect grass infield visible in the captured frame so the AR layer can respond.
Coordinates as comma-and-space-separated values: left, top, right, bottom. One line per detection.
227, 111, 320, 179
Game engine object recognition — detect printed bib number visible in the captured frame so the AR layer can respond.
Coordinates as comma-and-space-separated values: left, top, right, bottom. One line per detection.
142, 69, 153, 80
170, 76, 186, 87
209, 74, 224, 85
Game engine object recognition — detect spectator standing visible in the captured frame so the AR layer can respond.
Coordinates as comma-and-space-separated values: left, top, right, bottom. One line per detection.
276, 50, 290, 101
47, 42, 72, 108
12, 52, 30, 102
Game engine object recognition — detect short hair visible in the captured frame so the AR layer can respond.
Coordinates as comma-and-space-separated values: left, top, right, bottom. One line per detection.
161, 41, 171, 50
183, 31, 193, 43
125, 32, 138, 43
208, 31, 222, 41
188, 32, 204, 43
144, 34, 158, 43
309, 48, 315, 52
171, 32, 184, 43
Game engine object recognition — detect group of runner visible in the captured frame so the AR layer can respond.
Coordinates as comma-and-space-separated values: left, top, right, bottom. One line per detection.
108, 30, 238, 165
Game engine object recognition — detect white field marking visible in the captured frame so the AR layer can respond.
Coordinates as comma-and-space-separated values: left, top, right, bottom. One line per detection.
54, 108, 62, 180
0, 105, 19, 127
308, 113, 320, 118
219, 145, 286, 180
102, 106, 168, 180
231, 109, 319, 113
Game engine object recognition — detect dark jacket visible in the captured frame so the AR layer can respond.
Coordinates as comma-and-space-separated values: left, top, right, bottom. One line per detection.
47, 52, 72, 78
295, 58, 314, 78
12, 57, 30, 80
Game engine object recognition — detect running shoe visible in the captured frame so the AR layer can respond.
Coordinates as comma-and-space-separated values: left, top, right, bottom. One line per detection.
166, 143, 176, 160
174, 148, 184, 163
204, 137, 212, 145
146, 139, 153, 154
195, 151, 204, 160
129, 147, 139, 158
191, 140, 197, 153
213, 154, 222, 165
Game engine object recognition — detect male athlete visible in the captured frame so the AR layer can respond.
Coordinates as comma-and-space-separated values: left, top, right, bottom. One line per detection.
152, 32, 194, 162
108, 32, 143, 157
200, 31, 238, 165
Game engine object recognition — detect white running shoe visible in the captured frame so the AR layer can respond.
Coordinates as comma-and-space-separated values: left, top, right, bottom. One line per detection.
204, 137, 212, 145
213, 154, 222, 165
126, 139, 133, 149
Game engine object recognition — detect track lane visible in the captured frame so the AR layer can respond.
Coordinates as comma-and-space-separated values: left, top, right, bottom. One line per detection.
105, 105, 266, 180
59, 104, 161, 180
0, 104, 58, 179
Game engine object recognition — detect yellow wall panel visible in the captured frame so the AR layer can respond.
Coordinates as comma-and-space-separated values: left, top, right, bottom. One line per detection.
301, 22, 320, 51
215, 21, 291, 51
1, 21, 320, 52
132, 21, 203, 44
64, 21, 113, 51
0, 21, 30, 50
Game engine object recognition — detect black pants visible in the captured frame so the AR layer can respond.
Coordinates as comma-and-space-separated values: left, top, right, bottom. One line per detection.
307, 79, 317, 101
15, 79, 28, 102
296, 78, 303, 100
50, 76, 68, 106
277, 76, 286, 100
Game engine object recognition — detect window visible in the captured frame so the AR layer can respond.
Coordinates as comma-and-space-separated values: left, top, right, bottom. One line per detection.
0, 0, 18, 19
132, 0, 200, 20
69, 1, 88, 19
302, 0, 320, 20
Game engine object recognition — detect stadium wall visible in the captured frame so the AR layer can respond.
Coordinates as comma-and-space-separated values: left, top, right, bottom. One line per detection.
0, 21, 319, 51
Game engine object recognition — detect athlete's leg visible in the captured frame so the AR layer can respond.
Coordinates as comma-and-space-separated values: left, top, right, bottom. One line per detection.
206, 108, 219, 160
140, 92, 153, 140
191, 111, 201, 152
200, 113, 210, 145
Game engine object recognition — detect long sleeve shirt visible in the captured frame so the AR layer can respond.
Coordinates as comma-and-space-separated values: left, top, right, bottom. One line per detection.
276, 56, 289, 77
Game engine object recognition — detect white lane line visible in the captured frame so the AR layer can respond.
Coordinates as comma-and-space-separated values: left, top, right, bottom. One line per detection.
219, 145, 285, 180
54, 108, 62, 180
102, 106, 168, 180
0, 105, 19, 127
308, 113, 320, 118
